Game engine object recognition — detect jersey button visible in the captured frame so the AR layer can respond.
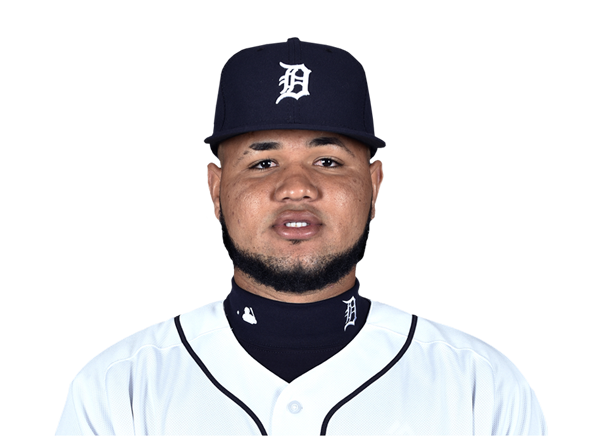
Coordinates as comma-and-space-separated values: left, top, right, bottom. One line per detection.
287, 401, 302, 414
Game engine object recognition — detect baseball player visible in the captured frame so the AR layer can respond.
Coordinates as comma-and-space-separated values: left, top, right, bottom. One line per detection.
57, 38, 546, 435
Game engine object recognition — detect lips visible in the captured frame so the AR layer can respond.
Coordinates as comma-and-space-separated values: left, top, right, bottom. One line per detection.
272, 210, 323, 240
273, 210, 322, 227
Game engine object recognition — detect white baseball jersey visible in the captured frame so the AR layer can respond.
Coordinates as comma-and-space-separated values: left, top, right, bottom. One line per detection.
57, 301, 546, 435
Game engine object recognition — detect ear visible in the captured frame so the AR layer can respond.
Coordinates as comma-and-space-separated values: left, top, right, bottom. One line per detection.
207, 163, 222, 220
369, 160, 384, 219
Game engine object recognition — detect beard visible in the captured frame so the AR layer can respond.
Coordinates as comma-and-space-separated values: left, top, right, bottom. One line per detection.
219, 207, 371, 294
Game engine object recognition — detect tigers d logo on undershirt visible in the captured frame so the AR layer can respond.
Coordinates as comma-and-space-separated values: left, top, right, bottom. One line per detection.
343, 297, 357, 331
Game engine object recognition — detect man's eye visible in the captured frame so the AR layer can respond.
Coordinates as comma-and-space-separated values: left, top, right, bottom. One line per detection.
251, 159, 276, 170
315, 158, 340, 167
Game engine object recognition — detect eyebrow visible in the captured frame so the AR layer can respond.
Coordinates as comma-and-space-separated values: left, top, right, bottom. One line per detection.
249, 141, 281, 151
308, 137, 355, 157
246, 136, 354, 156
236, 141, 281, 164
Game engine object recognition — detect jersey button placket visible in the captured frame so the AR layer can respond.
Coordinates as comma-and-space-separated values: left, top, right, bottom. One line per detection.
272, 389, 317, 434
287, 401, 302, 414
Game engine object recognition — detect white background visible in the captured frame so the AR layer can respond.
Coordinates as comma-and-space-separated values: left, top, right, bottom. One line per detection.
0, 0, 600, 435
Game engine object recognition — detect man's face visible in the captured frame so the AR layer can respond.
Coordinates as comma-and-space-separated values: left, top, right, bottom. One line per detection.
207, 129, 383, 294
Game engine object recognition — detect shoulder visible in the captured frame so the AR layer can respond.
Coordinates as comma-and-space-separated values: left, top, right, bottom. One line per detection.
72, 301, 225, 385
57, 301, 229, 435
367, 301, 533, 398
367, 301, 546, 434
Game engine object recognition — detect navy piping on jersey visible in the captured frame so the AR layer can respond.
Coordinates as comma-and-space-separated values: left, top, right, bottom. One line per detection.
320, 314, 418, 435
174, 315, 267, 435
175, 313, 418, 435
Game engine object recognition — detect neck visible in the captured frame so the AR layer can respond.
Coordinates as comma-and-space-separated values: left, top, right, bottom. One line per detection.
232, 266, 357, 303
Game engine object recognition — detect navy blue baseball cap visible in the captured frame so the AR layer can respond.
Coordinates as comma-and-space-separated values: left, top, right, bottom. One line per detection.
205, 37, 385, 157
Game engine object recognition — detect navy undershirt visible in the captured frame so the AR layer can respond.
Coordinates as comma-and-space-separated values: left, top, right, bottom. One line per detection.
223, 279, 371, 383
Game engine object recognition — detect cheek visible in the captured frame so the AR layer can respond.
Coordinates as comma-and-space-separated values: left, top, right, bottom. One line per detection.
351, 176, 371, 205
324, 176, 372, 228
221, 181, 270, 232
330, 176, 371, 206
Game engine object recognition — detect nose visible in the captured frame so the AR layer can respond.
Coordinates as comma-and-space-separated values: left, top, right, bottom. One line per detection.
274, 166, 318, 202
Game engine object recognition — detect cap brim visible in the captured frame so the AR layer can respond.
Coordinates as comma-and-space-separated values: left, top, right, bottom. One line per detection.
205, 124, 385, 158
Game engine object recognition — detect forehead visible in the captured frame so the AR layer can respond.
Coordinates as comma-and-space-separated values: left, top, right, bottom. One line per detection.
218, 130, 371, 162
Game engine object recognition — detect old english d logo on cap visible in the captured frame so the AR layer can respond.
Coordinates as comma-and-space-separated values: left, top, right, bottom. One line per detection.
276, 62, 312, 104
